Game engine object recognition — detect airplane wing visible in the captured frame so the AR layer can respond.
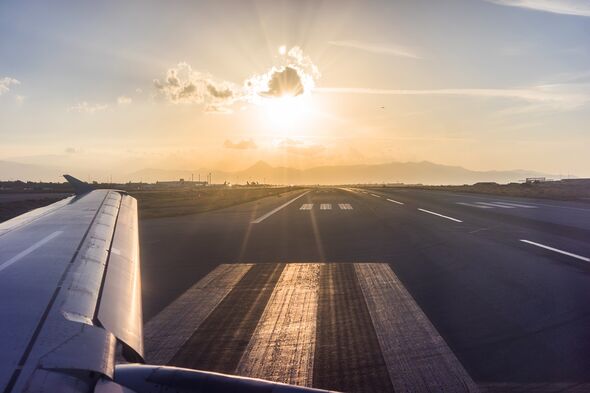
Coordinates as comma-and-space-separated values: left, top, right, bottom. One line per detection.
0, 177, 334, 393
0, 181, 143, 392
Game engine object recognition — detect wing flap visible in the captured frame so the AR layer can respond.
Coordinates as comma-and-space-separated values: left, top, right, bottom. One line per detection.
97, 195, 144, 360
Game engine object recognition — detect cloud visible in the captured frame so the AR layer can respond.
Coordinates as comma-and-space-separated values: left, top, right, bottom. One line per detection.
154, 46, 320, 111
117, 95, 132, 105
276, 139, 325, 157
329, 40, 421, 59
315, 85, 589, 111
153, 62, 238, 106
68, 101, 108, 114
224, 139, 257, 150
65, 147, 77, 154
244, 47, 320, 103
485, 0, 590, 17
207, 85, 233, 99
260, 66, 305, 97
0, 77, 19, 95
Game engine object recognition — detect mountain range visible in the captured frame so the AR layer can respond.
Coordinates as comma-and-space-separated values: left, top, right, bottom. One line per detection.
120, 161, 556, 185
0, 159, 559, 185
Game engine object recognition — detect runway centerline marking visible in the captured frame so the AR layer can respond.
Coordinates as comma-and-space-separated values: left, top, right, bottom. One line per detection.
251, 191, 310, 223
386, 198, 404, 205
0, 230, 63, 274
417, 208, 463, 223
520, 239, 590, 262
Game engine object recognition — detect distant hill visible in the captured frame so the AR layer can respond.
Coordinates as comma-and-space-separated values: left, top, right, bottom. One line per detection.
0, 160, 64, 182
125, 160, 556, 185
0, 158, 559, 185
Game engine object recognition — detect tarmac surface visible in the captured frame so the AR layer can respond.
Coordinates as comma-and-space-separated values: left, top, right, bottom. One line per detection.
139, 187, 590, 390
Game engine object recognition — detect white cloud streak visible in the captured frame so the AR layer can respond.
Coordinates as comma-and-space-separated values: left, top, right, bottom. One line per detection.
315, 85, 589, 111
0, 77, 20, 95
68, 101, 108, 114
328, 40, 421, 59
486, 0, 590, 17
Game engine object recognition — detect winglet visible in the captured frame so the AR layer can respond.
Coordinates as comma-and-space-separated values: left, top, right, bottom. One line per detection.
63, 174, 94, 195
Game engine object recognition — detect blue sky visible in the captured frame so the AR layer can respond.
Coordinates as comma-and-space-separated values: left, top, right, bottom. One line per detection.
0, 0, 589, 180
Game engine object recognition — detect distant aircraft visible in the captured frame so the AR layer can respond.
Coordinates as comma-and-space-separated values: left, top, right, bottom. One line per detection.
0, 176, 333, 393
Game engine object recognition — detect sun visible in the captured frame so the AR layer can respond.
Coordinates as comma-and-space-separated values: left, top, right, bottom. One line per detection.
260, 94, 312, 135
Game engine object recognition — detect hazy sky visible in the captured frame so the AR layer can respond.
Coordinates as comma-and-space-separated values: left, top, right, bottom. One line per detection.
1, 0, 589, 179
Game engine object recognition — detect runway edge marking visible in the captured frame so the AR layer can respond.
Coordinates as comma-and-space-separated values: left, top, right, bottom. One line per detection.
354, 263, 478, 392
236, 263, 321, 386
143, 263, 253, 364
252, 190, 311, 223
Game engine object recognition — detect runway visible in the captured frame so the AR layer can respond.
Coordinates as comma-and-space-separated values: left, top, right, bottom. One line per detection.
139, 187, 590, 391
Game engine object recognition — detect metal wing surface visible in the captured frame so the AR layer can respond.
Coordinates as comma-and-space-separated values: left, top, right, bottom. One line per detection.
0, 186, 142, 393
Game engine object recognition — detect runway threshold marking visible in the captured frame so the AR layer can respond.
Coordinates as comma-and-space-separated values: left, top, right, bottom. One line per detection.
300, 204, 313, 210
320, 203, 332, 210
338, 203, 353, 210
386, 198, 404, 205
417, 208, 463, 223
476, 202, 514, 208
144, 264, 253, 364
355, 264, 478, 392
251, 191, 310, 223
236, 263, 321, 386
492, 201, 537, 208
456, 202, 492, 209
370, 194, 381, 198
520, 240, 590, 262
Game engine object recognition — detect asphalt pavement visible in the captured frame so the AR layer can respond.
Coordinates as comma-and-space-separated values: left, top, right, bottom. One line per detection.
140, 187, 590, 385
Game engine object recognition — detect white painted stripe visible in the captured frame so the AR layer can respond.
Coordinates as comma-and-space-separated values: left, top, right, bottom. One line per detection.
492, 201, 537, 208
456, 202, 492, 209
476, 202, 514, 208
338, 203, 353, 210
370, 193, 381, 198
237, 263, 321, 386
0, 230, 63, 274
520, 240, 590, 262
144, 264, 253, 363
418, 208, 463, 222
386, 198, 404, 205
355, 264, 478, 392
251, 191, 310, 223
320, 203, 332, 210
300, 204, 313, 210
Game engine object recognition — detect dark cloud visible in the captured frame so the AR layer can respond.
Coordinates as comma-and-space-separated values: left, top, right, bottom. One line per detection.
207, 84, 233, 99
224, 139, 257, 150
261, 66, 305, 98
